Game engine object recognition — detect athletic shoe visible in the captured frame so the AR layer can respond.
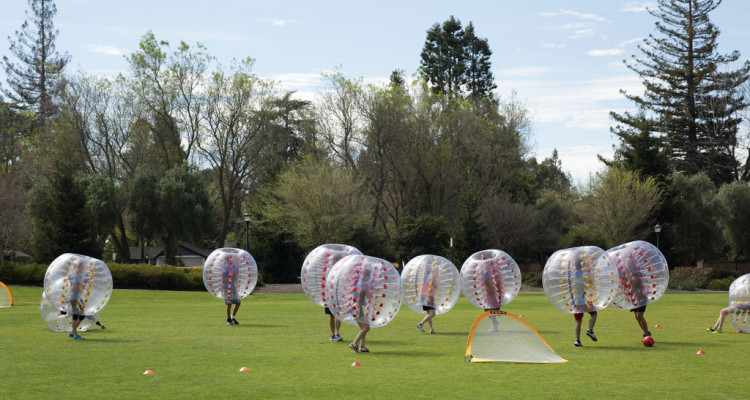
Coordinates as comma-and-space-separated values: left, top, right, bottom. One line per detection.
586, 330, 598, 342
713, 329, 723, 333
574, 340, 582, 347
417, 323, 425, 332
226, 320, 233, 325
329, 335, 337, 341
488, 326, 499, 332
359, 347, 370, 353
430, 329, 436, 334
349, 343, 359, 352
334, 334, 343, 341
643, 331, 652, 338
68, 333, 74, 338
232, 319, 239, 325
706, 327, 715, 332
100, 324, 106, 329
73, 335, 85, 340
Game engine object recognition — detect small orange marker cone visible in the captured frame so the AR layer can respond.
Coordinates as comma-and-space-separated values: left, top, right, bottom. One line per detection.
351, 362, 361, 367
696, 350, 705, 355
654, 324, 661, 328
143, 370, 154, 375
518, 315, 524, 318
239, 367, 251, 372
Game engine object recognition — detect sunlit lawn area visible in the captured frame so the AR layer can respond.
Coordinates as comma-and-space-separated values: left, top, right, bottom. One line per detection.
0, 286, 746, 399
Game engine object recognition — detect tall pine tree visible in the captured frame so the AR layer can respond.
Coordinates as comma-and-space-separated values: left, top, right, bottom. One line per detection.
419, 16, 496, 102
611, 0, 749, 185
2, 0, 69, 121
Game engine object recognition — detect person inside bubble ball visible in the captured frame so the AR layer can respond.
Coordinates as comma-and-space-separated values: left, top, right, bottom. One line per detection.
349, 269, 372, 353
68, 273, 88, 340
416, 266, 437, 334
706, 306, 738, 333
326, 306, 342, 341
631, 305, 651, 338
573, 311, 598, 347
223, 262, 241, 325
482, 266, 501, 332
60, 311, 106, 330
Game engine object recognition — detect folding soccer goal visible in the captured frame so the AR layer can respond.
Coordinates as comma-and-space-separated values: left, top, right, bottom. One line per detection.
465, 310, 566, 363
0, 281, 13, 308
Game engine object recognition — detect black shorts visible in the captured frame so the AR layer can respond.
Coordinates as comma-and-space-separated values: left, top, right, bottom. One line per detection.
422, 305, 435, 311
324, 307, 332, 315
630, 305, 647, 313
72, 314, 86, 321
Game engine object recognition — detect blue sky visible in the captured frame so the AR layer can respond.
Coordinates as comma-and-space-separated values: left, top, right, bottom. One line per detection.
2, 0, 749, 183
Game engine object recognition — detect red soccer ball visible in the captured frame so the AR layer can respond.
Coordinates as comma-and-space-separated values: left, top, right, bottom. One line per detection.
642, 336, 655, 347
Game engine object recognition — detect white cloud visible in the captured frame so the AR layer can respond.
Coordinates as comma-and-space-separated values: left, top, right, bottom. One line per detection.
621, 2, 657, 13
539, 10, 608, 22
543, 43, 566, 49
84, 44, 127, 56
259, 18, 292, 26
588, 48, 624, 56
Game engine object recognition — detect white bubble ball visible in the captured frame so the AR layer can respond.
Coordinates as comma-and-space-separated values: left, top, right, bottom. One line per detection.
40, 292, 100, 332
607, 240, 669, 310
542, 246, 617, 313
300, 244, 363, 307
325, 254, 402, 328
203, 248, 258, 301
460, 249, 521, 310
43, 253, 113, 316
401, 255, 460, 315
728, 273, 750, 332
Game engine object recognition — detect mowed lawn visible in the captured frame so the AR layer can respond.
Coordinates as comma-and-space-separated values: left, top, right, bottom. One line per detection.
0, 286, 747, 399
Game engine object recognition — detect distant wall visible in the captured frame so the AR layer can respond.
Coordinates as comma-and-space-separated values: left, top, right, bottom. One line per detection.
704, 262, 750, 274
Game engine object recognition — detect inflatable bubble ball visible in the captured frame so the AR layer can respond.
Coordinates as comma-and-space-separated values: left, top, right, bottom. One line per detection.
203, 248, 258, 301
460, 249, 521, 310
325, 254, 402, 328
301, 244, 363, 307
44, 253, 113, 316
40, 291, 100, 332
728, 273, 750, 332
401, 255, 460, 315
607, 241, 669, 310
542, 246, 617, 314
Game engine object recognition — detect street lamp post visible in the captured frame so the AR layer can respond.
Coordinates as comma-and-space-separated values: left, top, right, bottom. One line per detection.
654, 223, 662, 249
244, 212, 251, 252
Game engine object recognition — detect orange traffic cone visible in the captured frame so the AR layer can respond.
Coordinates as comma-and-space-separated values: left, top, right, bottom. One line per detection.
143, 370, 154, 375
696, 350, 705, 355
239, 367, 251, 372
351, 362, 361, 367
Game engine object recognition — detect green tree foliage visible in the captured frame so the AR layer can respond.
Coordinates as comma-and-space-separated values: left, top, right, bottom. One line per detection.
391, 214, 450, 265
2, 0, 69, 120
715, 182, 750, 259
128, 163, 214, 265
612, 0, 750, 185
420, 16, 496, 101
661, 173, 721, 265
27, 161, 98, 262
577, 166, 662, 248
604, 111, 670, 181
0, 102, 34, 173
259, 158, 371, 249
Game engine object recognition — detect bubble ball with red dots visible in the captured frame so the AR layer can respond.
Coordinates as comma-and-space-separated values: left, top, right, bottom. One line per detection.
460, 249, 522, 310
325, 254, 402, 328
607, 240, 669, 310
203, 248, 258, 301
300, 244, 363, 307
728, 273, 750, 332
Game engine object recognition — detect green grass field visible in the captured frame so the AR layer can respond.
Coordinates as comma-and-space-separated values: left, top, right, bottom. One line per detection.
0, 286, 747, 399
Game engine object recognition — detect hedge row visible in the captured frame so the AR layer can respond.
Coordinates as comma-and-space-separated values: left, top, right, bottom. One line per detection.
0, 262, 264, 291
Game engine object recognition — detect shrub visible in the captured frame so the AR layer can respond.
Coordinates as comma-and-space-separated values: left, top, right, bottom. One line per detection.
522, 270, 543, 287
707, 277, 734, 291
0, 261, 263, 290
668, 267, 711, 291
